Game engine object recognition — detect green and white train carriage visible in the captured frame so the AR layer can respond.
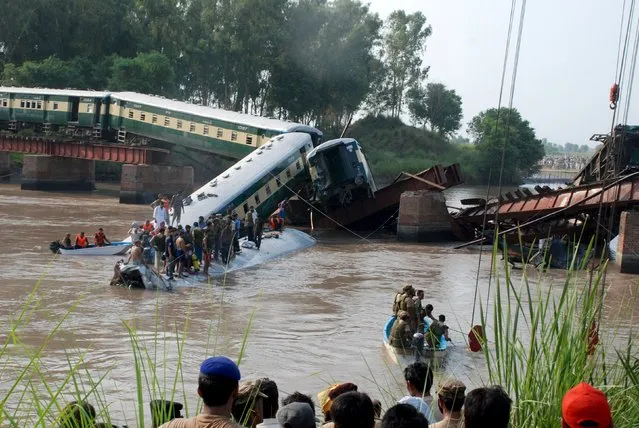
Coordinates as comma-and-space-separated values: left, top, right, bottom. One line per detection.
109, 92, 322, 159
0, 87, 109, 133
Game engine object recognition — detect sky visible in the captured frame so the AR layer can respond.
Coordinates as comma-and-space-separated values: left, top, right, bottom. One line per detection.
367, 0, 634, 146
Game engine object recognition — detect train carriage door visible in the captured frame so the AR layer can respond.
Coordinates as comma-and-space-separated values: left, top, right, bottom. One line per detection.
94, 99, 102, 124
70, 97, 80, 122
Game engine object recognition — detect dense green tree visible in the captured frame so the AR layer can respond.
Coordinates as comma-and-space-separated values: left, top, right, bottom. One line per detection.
407, 82, 462, 136
468, 107, 545, 184
368, 10, 431, 117
1, 56, 87, 88
107, 52, 176, 96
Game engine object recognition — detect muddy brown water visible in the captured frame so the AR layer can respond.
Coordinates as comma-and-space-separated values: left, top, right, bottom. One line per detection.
0, 183, 637, 426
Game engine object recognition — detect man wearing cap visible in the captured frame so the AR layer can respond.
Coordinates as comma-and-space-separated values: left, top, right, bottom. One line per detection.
159, 356, 242, 428
561, 382, 613, 428
231, 380, 268, 428
430, 380, 465, 428
389, 311, 412, 348
276, 402, 315, 428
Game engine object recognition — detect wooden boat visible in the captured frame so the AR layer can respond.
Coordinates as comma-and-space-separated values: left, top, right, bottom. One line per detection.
51, 241, 132, 256
383, 316, 448, 366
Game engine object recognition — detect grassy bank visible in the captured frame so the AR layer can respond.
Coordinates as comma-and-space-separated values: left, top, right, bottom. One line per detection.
1, 244, 638, 427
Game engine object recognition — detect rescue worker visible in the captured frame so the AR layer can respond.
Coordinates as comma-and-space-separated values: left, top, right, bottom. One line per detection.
165, 227, 176, 280
62, 233, 72, 249
192, 222, 204, 262
245, 207, 255, 242
389, 311, 412, 348
150, 228, 166, 273
426, 314, 451, 349
202, 225, 212, 276
142, 219, 154, 234
126, 240, 144, 265
94, 228, 111, 247
75, 232, 89, 248
220, 219, 234, 265
232, 213, 241, 253
393, 286, 418, 334
170, 192, 184, 226
413, 289, 425, 331
254, 215, 264, 250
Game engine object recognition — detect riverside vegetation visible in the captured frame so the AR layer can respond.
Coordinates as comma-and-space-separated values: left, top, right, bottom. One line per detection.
1, 241, 638, 427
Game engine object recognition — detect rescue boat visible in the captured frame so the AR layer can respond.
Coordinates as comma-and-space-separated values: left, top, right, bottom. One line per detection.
50, 241, 132, 256
383, 315, 448, 366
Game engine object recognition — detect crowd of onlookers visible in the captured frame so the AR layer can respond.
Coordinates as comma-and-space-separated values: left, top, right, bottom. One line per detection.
539, 155, 590, 171
58, 356, 614, 428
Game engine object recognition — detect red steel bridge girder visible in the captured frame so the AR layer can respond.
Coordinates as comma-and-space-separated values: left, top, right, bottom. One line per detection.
0, 136, 168, 164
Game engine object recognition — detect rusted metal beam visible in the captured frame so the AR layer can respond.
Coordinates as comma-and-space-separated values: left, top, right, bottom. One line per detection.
401, 171, 446, 190
0, 135, 168, 164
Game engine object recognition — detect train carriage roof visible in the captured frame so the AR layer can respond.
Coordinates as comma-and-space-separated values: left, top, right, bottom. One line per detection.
112, 91, 317, 134
0, 87, 109, 98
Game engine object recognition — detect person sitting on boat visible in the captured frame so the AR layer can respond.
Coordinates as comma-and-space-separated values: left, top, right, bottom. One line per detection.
126, 240, 144, 266
389, 311, 413, 348
424, 304, 437, 323
426, 315, 450, 349
413, 290, 425, 331
62, 233, 72, 249
94, 228, 111, 247
75, 232, 89, 249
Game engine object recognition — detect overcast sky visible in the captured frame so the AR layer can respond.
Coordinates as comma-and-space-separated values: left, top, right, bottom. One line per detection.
368, 0, 633, 145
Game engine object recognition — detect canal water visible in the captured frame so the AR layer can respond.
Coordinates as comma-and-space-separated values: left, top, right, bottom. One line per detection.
0, 183, 636, 426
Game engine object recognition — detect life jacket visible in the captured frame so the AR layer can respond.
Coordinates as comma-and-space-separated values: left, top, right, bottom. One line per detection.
75, 235, 88, 247
392, 293, 405, 314
399, 294, 412, 312
389, 318, 409, 348
94, 232, 106, 246
143, 223, 153, 233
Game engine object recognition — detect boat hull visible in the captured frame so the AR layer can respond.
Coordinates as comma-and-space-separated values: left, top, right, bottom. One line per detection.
58, 242, 132, 256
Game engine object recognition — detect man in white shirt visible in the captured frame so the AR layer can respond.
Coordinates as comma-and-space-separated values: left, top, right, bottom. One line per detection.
397, 362, 442, 424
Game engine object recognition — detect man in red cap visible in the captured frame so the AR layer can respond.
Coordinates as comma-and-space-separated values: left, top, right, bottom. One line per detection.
159, 356, 242, 428
562, 382, 613, 428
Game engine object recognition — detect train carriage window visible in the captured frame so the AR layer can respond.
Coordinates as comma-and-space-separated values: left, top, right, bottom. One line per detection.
203, 125, 209, 135
20, 100, 25, 108
53, 103, 58, 110
254, 194, 261, 205
189, 123, 196, 132
177, 120, 183, 129
243, 203, 249, 213
275, 176, 281, 187
37, 101, 42, 109
164, 117, 170, 126
140, 113, 146, 121
296, 160, 301, 171
87, 104, 94, 113
231, 131, 238, 141
265, 184, 272, 196
286, 169, 292, 179
246, 135, 253, 145
152, 115, 158, 124
2, 100, 7, 107
26, 101, 31, 108
216, 128, 223, 138
128, 110, 134, 119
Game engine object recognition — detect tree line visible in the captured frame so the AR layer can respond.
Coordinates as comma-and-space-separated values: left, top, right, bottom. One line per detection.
0, 0, 544, 184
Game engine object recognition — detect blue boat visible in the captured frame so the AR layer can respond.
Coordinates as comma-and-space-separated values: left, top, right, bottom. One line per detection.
383, 315, 448, 365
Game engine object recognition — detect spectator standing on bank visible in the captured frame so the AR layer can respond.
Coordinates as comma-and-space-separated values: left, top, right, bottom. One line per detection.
463, 385, 511, 428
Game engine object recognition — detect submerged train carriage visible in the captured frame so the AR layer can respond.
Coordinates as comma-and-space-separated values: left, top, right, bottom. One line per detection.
0, 87, 109, 135
178, 132, 316, 226
307, 138, 377, 206
109, 92, 323, 158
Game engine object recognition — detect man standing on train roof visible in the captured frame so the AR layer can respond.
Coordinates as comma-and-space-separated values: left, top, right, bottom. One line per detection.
245, 207, 255, 242
94, 228, 111, 247
198, 215, 206, 229
170, 191, 184, 226
153, 200, 167, 226
254, 215, 265, 250
278, 200, 287, 230
232, 213, 241, 253
75, 232, 89, 249
193, 222, 204, 262
165, 227, 177, 280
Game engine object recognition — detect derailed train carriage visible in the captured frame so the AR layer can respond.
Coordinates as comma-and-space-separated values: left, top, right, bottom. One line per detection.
307, 138, 377, 207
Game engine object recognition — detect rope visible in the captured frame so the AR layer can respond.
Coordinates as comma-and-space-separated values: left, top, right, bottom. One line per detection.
468, 0, 518, 329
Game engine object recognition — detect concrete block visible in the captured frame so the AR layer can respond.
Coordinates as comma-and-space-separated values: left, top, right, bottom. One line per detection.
120, 164, 194, 204
21, 155, 95, 191
397, 190, 453, 242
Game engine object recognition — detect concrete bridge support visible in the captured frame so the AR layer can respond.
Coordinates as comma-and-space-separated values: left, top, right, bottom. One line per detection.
120, 164, 194, 204
0, 153, 10, 182
617, 210, 639, 274
397, 190, 453, 242
21, 155, 95, 191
